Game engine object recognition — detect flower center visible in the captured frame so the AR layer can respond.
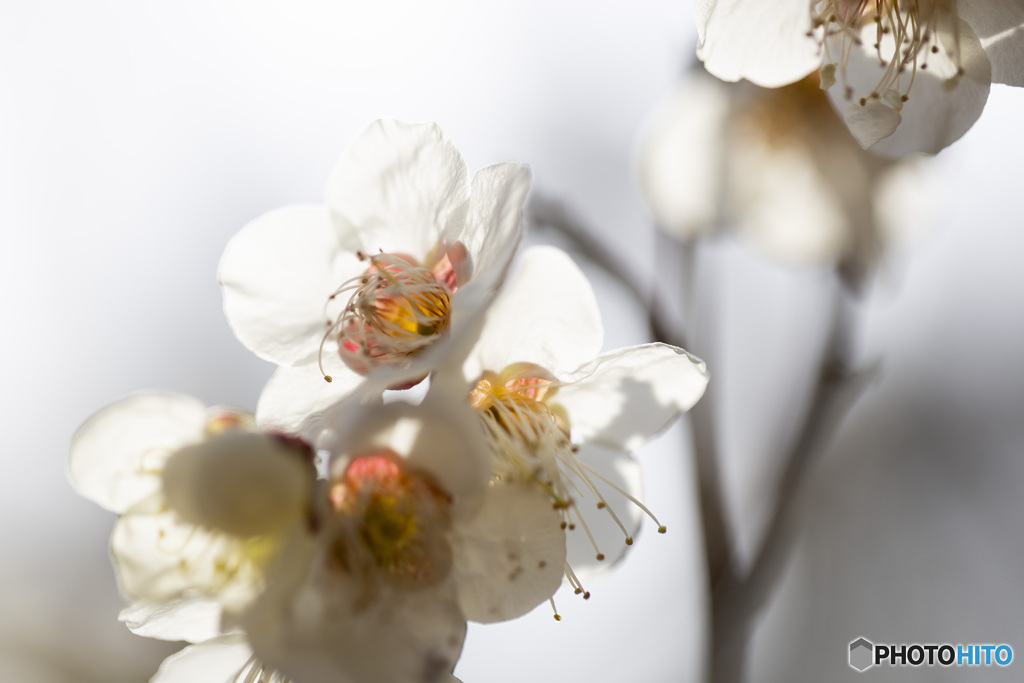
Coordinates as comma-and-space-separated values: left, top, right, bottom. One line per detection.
319, 252, 453, 383
329, 452, 452, 587
470, 363, 667, 604
813, 0, 962, 107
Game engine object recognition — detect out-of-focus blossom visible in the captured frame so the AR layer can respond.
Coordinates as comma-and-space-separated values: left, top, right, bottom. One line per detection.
71, 389, 563, 682
68, 393, 318, 681
245, 396, 565, 682
695, 0, 1024, 154
68, 392, 317, 626
219, 119, 530, 431
638, 69, 932, 283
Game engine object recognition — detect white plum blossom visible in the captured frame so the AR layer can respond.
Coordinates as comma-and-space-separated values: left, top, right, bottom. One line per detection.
68, 392, 317, 620
637, 68, 934, 282
434, 246, 709, 598
242, 395, 566, 682
68, 392, 319, 682
695, 0, 1024, 154
219, 119, 531, 431
70, 389, 565, 683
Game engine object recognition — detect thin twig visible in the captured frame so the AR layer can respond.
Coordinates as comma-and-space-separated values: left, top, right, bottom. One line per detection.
709, 281, 875, 682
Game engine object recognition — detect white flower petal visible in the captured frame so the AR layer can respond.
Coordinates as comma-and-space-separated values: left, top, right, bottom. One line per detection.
451, 482, 566, 623
959, 0, 1024, 87
256, 359, 365, 435
843, 98, 904, 149
325, 397, 490, 504
730, 137, 851, 264
464, 246, 603, 382
69, 392, 206, 513
161, 432, 314, 538
326, 120, 471, 260
245, 572, 465, 683
111, 509, 264, 608
834, 16, 991, 155
562, 444, 644, 578
555, 344, 708, 453
695, 0, 819, 87
451, 162, 530, 292
637, 73, 729, 240
219, 206, 362, 366
119, 597, 225, 643
151, 635, 270, 683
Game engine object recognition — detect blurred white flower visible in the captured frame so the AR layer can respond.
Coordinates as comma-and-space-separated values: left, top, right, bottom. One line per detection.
68, 393, 319, 681
246, 396, 566, 682
71, 389, 563, 682
638, 69, 933, 282
443, 247, 708, 595
68, 393, 317, 620
695, 0, 1024, 154
219, 119, 530, 430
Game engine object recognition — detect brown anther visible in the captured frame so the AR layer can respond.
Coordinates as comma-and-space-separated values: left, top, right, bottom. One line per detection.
596, 501, 606, 510
596, 553, 605, 561
657, 525, 667, 534
324, 375, 333, 383
553, 614, 562, 622
625, 537, 633, 546
583, 592, 591, 600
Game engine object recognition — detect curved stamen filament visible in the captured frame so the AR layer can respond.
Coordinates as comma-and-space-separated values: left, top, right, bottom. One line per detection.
318, 253, 452, 381
815, 0, 960, 107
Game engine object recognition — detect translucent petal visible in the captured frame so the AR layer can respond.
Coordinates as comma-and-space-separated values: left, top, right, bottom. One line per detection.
843, 98, 904, 149
161, 432, 314, 538
695, 0, 819, 87
326, 120, 471, 261
244, 569, 466, 683
150, 635, 271, 683
111, 509, 265, 608
637, 73, 729, 240
219, 206, 363, 366
69, 392, 206, 513
730, 138, 851, 264
555, 344, 708, 453
833, 16, 991, 155
959, 0, 1024, 87
323, 396, 490, 504
450, 162, 530, 292
255, 359, 365, 435
464, 246, 603, 383
119, 597, 224, 643
451, 482, 566, 623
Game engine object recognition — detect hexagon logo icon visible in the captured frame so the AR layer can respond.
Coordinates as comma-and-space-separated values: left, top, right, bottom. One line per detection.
849, 637, 874, 672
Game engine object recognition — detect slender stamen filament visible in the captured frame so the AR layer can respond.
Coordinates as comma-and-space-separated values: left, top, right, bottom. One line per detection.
235, 656, 291, 683
471, 365, 669, 599
813, 0, 960, 108
318, 252, 452, 381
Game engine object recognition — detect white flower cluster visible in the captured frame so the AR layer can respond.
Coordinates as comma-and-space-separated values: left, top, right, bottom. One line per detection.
694, 0, 1024, 155
69, 120, 709, 683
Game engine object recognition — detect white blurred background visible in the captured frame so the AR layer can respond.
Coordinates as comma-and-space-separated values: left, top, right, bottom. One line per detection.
2, 2, 1022, 682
